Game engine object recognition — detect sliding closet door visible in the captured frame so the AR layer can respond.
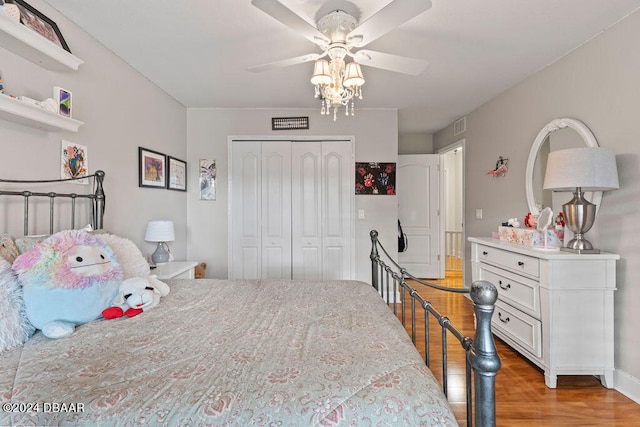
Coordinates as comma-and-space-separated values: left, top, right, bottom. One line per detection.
230, 141, 291, 279
291, 142, 352, 280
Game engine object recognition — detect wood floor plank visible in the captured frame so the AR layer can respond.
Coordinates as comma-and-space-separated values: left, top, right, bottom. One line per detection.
397, 275, 640, 426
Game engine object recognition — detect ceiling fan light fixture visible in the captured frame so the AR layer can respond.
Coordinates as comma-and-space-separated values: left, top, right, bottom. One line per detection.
311, 51, 364, 121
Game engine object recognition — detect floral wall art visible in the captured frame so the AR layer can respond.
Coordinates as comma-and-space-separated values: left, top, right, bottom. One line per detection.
355, 162, 396, 195
60, 140, 88, 184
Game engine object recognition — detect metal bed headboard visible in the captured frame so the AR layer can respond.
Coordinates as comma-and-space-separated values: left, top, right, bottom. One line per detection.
0, 170, 105, 235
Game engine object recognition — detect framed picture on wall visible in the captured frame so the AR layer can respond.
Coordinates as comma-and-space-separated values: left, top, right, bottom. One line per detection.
139, 147, 166, 188
167, 156, 187, 191
355, 162, 396, 195
9, 0, 71, 52
199, 159, 216, 200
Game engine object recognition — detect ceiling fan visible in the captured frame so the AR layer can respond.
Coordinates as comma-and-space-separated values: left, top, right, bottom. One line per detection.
248, 0, 432, 76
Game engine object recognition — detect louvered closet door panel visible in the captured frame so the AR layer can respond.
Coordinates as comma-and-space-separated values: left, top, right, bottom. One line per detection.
292, 143, 322, 280
231, 142, 261, 279
322, 143, 352, 280
261, 142, 292, 279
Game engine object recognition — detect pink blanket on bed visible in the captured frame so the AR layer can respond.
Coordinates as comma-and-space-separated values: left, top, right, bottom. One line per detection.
0, 279, 456, 426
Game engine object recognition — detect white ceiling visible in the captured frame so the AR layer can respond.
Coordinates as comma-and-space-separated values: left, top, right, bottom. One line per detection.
46, 0, 640, 134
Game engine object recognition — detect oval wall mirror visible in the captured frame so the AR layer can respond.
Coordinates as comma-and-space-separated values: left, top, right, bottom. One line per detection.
525, 118, 602, 215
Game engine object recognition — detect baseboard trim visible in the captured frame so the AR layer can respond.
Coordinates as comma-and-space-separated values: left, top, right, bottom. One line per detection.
615, 369, 640, 404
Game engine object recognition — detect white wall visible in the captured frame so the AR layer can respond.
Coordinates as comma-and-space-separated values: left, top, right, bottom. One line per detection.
434, 10, 640, 401
0, 0, 188, 259
186, 108, 398, 282
398, 133, 433, 154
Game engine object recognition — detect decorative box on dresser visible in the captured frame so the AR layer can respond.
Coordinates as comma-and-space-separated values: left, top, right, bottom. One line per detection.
469, 236, 619, 389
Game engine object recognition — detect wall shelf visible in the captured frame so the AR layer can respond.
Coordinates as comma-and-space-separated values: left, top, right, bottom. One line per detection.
0, 15, 83, 71
0, 94, 83, 132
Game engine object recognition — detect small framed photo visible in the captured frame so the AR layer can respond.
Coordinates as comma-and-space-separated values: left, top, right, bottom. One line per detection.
53, 86, 72, 117
167, 156, 187, 191
199, 159, 217, 200
9, 0, 71, 52
139, 147, 166, 189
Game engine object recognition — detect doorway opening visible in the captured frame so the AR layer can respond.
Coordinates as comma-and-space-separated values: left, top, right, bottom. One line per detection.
438, 139, 465, 283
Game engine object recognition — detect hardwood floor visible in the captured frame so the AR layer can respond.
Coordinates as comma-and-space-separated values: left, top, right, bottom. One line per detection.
398, 272, 640, 426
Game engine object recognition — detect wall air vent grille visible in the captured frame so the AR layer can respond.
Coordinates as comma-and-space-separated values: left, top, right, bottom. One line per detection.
453, 117, 467, 136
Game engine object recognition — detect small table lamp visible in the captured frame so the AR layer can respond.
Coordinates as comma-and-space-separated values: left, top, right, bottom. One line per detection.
145, 220, 175, 264
543, 147, 619, 253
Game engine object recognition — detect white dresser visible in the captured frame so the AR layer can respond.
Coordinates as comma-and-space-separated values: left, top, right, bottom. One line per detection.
469, 237, 619, 388
152, 261, 198, 280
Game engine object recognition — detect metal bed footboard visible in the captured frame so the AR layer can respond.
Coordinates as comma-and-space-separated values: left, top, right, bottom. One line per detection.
369, 230, 500, 427
0, 171, 105, 235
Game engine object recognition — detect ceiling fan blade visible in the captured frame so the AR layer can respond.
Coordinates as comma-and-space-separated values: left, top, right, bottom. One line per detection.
251, 0, 329, 46
353, 50, 428, 76
248, 53, 320, 72
348, 0, 432, 47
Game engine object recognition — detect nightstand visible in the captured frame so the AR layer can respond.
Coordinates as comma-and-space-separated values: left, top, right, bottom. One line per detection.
152, 261, 198, 279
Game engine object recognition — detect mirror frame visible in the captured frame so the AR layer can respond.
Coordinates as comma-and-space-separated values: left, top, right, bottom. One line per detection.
525, 117, 601, 215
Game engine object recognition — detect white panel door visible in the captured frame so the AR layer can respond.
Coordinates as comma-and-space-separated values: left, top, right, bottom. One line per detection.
291, 143, 322, 280
230, 142, 261, 279
231, 139, 353, 280
321, 142, 352, 280
397, 154, 441, 278
291, 141, 352, 280
261, 142, 292, 279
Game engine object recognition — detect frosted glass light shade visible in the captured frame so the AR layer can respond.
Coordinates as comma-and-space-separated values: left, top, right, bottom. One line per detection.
543, 147, 619, 192
144, 220, 175, 242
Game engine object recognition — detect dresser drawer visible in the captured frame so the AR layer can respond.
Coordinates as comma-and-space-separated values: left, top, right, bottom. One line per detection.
493, 299, 542, 359
476, 244, 539, 278
478, 264, 540, 319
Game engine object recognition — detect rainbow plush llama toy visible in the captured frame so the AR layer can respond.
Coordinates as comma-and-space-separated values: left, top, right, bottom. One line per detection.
13, 230, 122, 339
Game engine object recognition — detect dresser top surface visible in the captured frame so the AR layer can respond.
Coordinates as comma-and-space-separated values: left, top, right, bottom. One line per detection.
469, 237, 620, 260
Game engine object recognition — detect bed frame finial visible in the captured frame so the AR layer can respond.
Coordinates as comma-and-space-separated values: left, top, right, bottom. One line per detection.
469, 280, 501, 427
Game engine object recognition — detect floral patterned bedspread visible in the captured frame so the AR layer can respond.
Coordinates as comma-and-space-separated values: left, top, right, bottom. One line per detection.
0, 279, 456, 426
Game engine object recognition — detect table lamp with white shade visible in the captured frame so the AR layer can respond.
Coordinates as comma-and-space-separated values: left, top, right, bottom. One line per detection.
543, 147, 619, 253
145, 220, 175, 264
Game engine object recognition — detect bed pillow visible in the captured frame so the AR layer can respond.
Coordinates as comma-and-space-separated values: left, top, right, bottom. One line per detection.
94, 233, 150, 280
0, 258, 35, 352
15, 234, 49, 254
0, 234, 20, 264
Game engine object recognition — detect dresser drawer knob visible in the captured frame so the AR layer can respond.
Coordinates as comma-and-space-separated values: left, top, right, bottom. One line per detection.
483, 251, 489, 256
517, 261, 525, 266
498, 312, 510, 323
499, 280, 511, 290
